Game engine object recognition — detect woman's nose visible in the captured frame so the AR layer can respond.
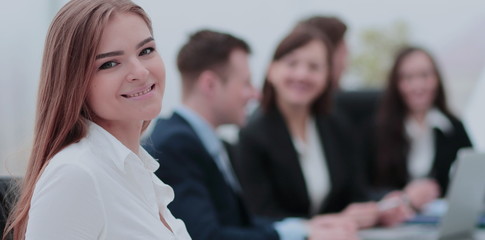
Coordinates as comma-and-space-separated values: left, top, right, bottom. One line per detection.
292, 65, 309, 81
126, 58, 149, 81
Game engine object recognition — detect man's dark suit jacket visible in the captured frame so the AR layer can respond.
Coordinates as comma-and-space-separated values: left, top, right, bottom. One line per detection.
235, 107, 366, 219
143, 113, 279, 240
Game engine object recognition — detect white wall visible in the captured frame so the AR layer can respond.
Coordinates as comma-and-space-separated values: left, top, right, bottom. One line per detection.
1, 0, 484, 175
0, 1, 65, 175
464, 69, 485, 151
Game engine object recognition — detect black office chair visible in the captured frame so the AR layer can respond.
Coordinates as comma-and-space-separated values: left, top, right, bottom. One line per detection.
0, 176, 20, 239
333, 89, 382, 130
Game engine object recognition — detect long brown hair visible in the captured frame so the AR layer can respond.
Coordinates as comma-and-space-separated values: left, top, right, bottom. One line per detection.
374, 46, 452, 188
261, 26, 334, 115
4, 1, 152, 239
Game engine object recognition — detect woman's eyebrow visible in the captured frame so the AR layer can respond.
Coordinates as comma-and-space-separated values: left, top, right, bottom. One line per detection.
95, 37, 154, 60
96, 50, 123, 60
136, 37, 154, 49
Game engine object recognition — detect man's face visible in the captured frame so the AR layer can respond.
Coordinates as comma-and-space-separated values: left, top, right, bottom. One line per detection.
213, 49, 257, 126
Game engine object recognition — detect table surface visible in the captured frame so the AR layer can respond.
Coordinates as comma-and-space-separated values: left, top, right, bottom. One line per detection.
359, 225, 485, 240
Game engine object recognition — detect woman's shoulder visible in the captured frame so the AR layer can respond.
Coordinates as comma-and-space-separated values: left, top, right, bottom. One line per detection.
445, 114, 465, 127
29, 147, 104, 239
49, 138, 94, 167
38, 160, 96, 188
243, 108, 280, 131
239, 108, 287, 147
434, 112, 468, 135
33, 149, 99, 203
441, 113, 472, 141
42, 138, 108, 185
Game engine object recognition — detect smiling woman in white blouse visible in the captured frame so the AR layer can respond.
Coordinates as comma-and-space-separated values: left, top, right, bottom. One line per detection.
3, 1, 191, 239
363, 46, 473, 211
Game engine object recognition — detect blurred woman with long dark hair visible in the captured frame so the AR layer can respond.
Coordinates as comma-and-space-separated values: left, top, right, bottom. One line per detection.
363, 46, 472, 211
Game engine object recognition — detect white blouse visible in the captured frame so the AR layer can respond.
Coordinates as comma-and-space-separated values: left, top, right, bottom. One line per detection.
292, 117, 331, 216
405, 108, 453, 180
26, 122, 191, 240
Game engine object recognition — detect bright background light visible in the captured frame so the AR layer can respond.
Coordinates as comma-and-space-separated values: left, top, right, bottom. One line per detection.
1, 0, 484, 175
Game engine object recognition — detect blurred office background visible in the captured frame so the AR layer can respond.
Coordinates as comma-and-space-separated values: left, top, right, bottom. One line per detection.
1, 0, 484, 176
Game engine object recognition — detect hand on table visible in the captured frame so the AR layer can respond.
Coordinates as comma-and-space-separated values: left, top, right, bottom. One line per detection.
404, 178, 440, 211
378, 191, 415, 227
308, 214, 360, 240
342, 202, 380, 229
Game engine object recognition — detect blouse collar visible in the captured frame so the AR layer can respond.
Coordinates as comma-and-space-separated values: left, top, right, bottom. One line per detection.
405, 108, 453, 138
86, 121, 159, 173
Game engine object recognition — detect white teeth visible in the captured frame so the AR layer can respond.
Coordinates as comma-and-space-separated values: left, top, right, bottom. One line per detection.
290, 82, 310, 91
125, 86, 152, 98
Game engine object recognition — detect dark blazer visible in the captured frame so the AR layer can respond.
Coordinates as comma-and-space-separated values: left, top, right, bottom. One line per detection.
362, 115, 473, 199
143, 113, 279, 240
235, 107, 366, 219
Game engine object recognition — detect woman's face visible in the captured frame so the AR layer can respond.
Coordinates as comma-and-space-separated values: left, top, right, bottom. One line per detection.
268, 40, 329, 110
87, 12, 165, 127
397, 51, 439, 115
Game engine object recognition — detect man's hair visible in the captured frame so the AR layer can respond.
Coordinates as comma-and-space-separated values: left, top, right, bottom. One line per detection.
298, 16, 347, 48
177, 29, 250, 89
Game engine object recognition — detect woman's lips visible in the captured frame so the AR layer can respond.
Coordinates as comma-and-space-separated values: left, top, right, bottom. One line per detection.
122, 84, 155, 98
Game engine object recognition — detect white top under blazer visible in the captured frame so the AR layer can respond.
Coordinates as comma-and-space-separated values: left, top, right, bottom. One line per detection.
292, 117, 330, 216
405, 108, 453, 180
26, 121, 191, 240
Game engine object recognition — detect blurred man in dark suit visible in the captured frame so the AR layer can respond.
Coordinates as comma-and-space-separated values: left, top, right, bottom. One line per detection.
144, 29, 358, 240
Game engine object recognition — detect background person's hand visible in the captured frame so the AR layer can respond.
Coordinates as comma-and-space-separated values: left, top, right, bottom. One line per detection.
342, 202, 380, 229
308, 215, 360, 240
307, 226, 360, 240
404, 178, 440, 211
378, 191, 415, 227
309, 214, 357, 232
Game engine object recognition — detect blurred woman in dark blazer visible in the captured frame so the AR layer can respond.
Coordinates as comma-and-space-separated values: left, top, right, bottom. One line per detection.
363, 46, 473, 211
235, 27, 407, 229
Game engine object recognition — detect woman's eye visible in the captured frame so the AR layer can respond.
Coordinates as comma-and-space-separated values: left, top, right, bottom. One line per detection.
99, 61, 118, 70
421, 70, 433, 79
308, 63, 321, 72
284, 59, 297, 68
140, 47, 155, 56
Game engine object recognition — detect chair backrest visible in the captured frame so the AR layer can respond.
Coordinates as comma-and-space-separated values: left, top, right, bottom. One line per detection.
0, 176, 20, 239
333, 89, 382, 129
